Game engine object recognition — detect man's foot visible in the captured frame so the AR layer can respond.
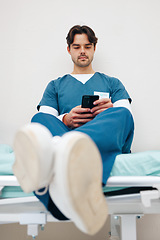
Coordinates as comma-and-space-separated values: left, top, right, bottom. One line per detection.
49, 131, 108, 235
13, 123, 55, 193
13, 124, 108, 235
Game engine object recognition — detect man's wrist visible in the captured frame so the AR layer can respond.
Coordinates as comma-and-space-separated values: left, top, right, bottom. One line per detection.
62, 114, 68, 126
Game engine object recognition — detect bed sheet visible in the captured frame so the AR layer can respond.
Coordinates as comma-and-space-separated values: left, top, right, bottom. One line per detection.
0, 144, 160, 197
103, 150, 160, 192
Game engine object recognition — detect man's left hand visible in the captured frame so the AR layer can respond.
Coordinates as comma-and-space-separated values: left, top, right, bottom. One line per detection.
91, 98, 113, 116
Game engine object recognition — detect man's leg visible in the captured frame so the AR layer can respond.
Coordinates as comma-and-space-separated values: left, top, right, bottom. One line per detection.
31, 112, 71, 220
30, 109, 134, 219
13, 108, 133, 234
31, 108, 134, 185
76, 107, 134, 184
31, 112, 71, 136
13, 112, 71, 220
13, 111, 108, 234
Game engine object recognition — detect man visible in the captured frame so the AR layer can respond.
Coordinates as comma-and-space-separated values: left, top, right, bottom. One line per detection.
13, 25, 134, 235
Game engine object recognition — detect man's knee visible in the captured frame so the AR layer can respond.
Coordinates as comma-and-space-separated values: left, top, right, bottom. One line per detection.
98, 107, 133, 123
31, 112, 57, 123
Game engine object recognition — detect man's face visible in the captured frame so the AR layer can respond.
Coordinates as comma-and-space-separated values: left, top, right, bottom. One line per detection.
67, 33, 96, 68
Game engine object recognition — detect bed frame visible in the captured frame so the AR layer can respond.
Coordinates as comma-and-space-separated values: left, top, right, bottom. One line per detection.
1, 175, 160, 240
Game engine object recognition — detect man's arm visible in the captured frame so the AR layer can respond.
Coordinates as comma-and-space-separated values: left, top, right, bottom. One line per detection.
39, 98, 132, 129
91, 98, 132, 116
113, 99, 132, 114
63, 106, 94, 129
90, 98, 113, 116
63, 98, 114, 128
39, 105, 94, 128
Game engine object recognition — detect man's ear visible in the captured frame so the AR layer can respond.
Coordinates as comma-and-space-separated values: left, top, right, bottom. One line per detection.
67, 46, 71, 55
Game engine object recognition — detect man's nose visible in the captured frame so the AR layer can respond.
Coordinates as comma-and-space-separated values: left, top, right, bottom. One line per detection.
80, 46, 85, 54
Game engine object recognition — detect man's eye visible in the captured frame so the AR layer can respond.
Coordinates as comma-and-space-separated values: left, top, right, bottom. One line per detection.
72, 45, 80, 49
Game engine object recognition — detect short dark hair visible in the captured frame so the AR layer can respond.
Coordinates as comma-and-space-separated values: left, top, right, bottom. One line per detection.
66, 25, 98, 48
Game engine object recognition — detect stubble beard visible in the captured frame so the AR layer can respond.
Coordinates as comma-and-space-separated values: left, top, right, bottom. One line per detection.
72, 56, 94, 68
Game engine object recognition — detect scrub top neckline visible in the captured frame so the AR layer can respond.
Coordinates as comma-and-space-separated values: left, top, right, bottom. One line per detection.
68, 72, 97, 84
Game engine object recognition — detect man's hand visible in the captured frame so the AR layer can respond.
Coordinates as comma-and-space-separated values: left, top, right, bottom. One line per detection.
63, 106, 94, 129
91, 98, 113, 116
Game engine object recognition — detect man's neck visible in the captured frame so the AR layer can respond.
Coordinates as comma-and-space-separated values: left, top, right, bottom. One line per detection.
71, 65, 95, 74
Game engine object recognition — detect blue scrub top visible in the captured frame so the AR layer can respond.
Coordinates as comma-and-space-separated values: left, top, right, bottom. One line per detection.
38, 72, 131, 114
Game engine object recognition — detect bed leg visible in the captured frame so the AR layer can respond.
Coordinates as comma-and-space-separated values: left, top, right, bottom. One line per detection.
27, 224, 41, 238
19, 213, 46, 238
109, 215, 120, 239
110, 214, 143, 240
120, 215, 137, 240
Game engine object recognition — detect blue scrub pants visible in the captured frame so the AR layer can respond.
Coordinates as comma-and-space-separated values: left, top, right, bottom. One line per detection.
31, 107, 134, 220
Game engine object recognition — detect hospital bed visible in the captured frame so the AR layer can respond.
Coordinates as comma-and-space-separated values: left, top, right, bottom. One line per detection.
0, 144, 160, 240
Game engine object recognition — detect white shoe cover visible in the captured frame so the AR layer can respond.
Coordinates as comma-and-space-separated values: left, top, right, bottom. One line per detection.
13, 123, 55, 193
49, 131, 108, 235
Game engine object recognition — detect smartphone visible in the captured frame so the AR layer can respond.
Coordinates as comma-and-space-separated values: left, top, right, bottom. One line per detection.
81, 95, 99, 109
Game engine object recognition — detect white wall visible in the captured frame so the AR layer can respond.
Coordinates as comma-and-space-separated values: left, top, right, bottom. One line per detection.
0, 0, 160, 152
0, 1, 160, 239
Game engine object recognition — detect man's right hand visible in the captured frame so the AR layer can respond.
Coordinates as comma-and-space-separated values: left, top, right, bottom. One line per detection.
63, 106, 94, 129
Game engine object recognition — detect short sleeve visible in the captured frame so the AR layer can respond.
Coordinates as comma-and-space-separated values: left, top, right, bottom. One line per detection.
110, 77, 132, 104
37, 80, 58, 111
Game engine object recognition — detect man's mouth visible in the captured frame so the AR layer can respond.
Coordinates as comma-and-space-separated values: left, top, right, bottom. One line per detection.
78, 56, 88, 60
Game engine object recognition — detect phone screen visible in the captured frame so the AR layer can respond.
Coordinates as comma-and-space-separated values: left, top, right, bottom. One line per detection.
82, 95, 99, 109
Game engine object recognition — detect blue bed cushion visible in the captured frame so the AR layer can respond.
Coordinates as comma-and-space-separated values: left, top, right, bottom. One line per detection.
103, 150, 160, 192
111, 151, 160, 176
0, 144, 160, 196
0, 144, 34, 198
0, 144, 14, 175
